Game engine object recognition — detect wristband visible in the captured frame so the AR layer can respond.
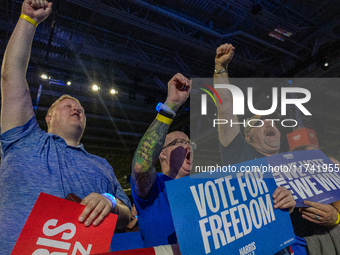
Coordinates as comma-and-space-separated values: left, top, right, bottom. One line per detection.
102, 193, 117, 208
158, 109, 174, 119
214, 69, 228, 74
20, 14, 38, 27
156, 102, 176, 117
156, 114, 173, 125
335, 212, 340, 225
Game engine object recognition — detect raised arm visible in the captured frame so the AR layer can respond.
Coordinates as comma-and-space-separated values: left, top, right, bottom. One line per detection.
214, 43, 238, 147
131, 73, 191, 199
1, 0, 52, 133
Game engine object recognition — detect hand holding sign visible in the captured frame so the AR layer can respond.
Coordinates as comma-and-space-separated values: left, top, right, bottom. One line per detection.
273, 186, 296, 213
299, 200, 338, 227
12, 193, 117, 254
79, 192, 113, 227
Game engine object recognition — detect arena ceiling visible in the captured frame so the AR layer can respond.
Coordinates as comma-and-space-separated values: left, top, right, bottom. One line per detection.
1, 0, 340, 193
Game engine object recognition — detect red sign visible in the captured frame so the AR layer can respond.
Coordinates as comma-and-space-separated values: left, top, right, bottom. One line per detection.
12, 192, 118, 255
93, 248, 156, 255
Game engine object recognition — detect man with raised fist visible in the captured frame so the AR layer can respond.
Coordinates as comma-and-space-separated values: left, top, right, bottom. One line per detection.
0, 1, 130, 253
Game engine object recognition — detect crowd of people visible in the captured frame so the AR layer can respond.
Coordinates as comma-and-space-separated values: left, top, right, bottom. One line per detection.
1, 1, 339, 255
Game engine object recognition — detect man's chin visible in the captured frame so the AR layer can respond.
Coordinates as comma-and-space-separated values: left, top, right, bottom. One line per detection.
69, 122, 85, 131
265, 139, 280, 148
180, 170, 191, 178
181, 164, 192, 174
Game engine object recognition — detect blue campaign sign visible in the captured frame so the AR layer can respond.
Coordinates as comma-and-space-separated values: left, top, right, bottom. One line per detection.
266, 150, 340, 207
166, 157, 295, 255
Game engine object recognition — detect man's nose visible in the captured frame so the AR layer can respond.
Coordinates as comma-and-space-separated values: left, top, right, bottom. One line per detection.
73, 108, 81, 114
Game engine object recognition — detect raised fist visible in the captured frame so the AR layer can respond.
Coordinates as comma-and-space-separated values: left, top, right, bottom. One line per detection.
165, 73, 191, 112
22, 0, 52, 24
215, 43, 235, 70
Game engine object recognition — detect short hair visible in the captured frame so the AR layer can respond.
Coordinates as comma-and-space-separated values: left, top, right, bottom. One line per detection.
46, 95, 82, 128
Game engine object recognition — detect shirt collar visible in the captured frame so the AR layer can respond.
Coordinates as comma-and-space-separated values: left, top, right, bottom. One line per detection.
68, 143, 89, 154
49, 133, 88, 155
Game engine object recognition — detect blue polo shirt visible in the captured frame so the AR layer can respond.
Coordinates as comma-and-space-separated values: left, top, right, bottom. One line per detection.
0, 116, 130, 254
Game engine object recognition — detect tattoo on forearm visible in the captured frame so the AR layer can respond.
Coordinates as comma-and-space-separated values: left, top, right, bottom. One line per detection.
132, 118, 170, 194
134, 119, 168, 170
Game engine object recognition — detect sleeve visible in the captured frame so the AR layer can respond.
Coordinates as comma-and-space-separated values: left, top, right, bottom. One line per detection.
0, 116, 39, 156
112, 176, 132, 210
104, 167, 131, 210
130, 173, 159, 217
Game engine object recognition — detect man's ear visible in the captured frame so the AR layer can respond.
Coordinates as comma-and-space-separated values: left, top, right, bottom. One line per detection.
45, 115, 51, 124
245, 134, 252, 144
159, 150, 167, 161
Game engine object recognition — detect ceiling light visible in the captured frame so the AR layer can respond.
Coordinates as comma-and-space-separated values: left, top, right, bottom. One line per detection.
274, 28, 292, 37
41, 74, 48, 79
320, 59, 330, 70
110, 89, 118, 94
321, 62, 329, 70
269, 27, 293, 41
66, 81, 72, 86
269, 31, 285, 41
92, 84, 99, 91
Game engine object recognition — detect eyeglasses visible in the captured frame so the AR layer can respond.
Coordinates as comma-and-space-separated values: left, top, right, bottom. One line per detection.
163, 138, 196, 150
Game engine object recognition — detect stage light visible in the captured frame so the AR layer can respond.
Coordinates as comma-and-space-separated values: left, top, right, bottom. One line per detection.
269, 31, 285, 41
320, 59, 330, 70
66, 81, 72, 86
92, 84, 99, 91
41, 74, 48, 79
274, 28, 292, 37
110, 89, 118, 94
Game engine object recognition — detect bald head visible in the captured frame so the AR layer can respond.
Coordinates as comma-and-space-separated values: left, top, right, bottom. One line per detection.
164, 131, 189, 148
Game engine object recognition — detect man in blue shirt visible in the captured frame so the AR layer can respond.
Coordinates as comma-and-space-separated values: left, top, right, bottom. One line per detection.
131, 73, 191, 252
0, 0, 130, 253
